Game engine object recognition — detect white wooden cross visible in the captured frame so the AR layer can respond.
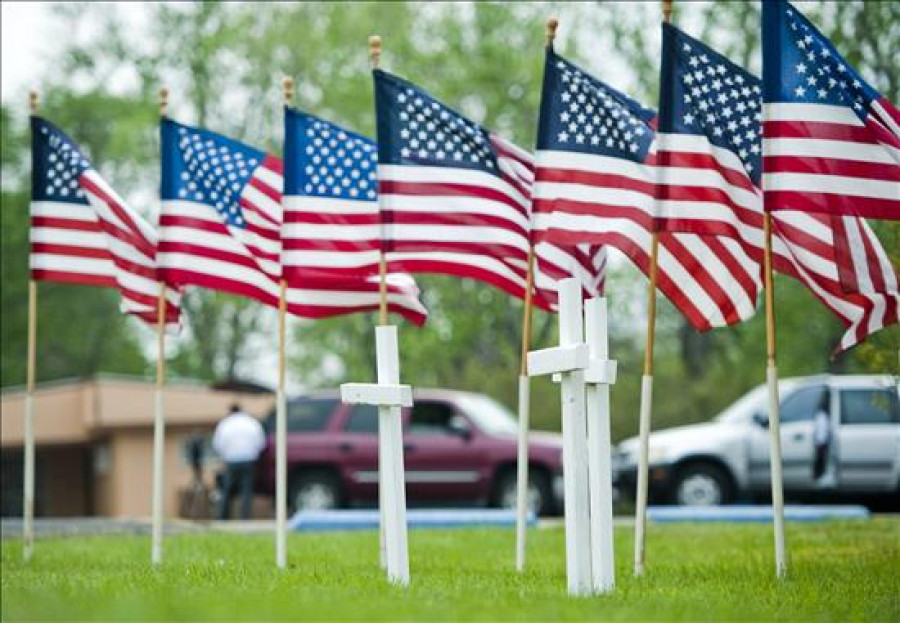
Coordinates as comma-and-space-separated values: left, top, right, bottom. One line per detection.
527, 278, 592, 596
340, 325, 411, 586
584, 297, 617, 594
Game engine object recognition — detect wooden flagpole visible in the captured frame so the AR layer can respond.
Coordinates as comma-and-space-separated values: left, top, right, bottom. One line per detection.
369, 34, 388, 570
275, 77, 294, 570
763, 210, 787, 578
151, 87, 169, 566
370, 35, 389, 328
633, 0, 672, 579
514, 246, 536, 572
514, 16, 557, 573
23, 89, 39, 563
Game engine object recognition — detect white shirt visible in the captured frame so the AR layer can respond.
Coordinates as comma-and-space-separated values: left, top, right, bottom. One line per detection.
813, 410, 831, 446
212, 411, 267, 463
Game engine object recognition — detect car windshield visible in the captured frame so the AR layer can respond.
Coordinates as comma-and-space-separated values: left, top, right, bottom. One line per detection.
456, 394, 519, 436
714, 385, 767, 423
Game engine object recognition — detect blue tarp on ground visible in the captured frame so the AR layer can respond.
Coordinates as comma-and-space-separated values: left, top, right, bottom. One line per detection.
647, 505, 870, 523
289, 509, 536, 532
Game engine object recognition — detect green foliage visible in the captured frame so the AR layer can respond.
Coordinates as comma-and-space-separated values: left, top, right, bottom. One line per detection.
3, 521, 899, 620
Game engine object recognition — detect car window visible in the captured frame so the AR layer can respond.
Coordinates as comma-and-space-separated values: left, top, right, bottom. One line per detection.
457, 393, 518, 436
408, 401, 455, 436
286, 398, 337, 432
779, 386, 825, 424
344, 404, 379, 434
840, 389, 899, 425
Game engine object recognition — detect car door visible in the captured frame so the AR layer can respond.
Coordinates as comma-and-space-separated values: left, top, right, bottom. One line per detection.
835, 386, 900, 492
336, 403, 381, 504
776, 384, 826, 490
402, 399, 488, 503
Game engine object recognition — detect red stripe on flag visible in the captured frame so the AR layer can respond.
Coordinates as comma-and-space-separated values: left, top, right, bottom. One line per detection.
764, 120, 882, 144
30, 270, 117, 288
763, 155, 900, 182
533, 196, 653, 229
379, 180, 529, 218
31, 217, 99, 232
30, 243, 112, 260
764, 190, 899, 220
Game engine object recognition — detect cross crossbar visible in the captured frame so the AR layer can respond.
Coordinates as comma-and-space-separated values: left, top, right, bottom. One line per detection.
340, 383, 413, 408
527, 343, 589, 377
584, 359, 617, 385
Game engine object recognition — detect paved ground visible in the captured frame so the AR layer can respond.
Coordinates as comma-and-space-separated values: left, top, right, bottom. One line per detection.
10, 512, 889, 539
1, 516, 639, 539
0, 518, 271, 539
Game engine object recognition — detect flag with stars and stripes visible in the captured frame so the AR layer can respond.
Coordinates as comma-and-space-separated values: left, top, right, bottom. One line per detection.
656, 23, 897, 352
158, 118, 427, 324
373, 69, 606, 309
280, 105, 429, 323
762, 0, 899, 221
655, 22, 764, 240
282, 106, 384, 283
532, 47, 761, 331
285, 105, 605, 311
30, 117, 180, 326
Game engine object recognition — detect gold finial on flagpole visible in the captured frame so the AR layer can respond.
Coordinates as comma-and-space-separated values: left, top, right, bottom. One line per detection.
282, 76, 294, 106
546, 18, 559, 48
662, 0, 673, 23
369, 35, 382, 69
28, 90, 39, 115
158, 87, 169, 117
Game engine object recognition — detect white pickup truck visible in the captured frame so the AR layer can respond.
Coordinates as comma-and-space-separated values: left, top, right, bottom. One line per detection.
613, 375, 900, 505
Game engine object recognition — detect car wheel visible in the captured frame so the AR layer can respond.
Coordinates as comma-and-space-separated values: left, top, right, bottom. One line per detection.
493, 468, 552, 516
672, 463, 733, 506
289, 469, 341, 513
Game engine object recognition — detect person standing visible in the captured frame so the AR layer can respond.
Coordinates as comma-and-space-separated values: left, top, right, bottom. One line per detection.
812, 392, 833, 485
212, 403, 267, 520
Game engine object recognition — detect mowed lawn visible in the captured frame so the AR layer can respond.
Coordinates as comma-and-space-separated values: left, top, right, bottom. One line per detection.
2, 519, 898, 621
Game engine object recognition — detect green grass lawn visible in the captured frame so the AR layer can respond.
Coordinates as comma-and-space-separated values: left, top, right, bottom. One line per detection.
2, 519, 898, 621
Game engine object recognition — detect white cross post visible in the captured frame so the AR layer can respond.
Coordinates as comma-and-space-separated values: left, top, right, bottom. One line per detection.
527, 278, 592, 596
340, 325, 411, 586
584, 297, 617, 593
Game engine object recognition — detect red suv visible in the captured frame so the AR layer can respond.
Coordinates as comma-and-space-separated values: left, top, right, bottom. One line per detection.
258, 389, 564, 515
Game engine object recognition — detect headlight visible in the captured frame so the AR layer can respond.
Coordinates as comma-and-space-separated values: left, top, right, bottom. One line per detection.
647, 445, 670, 464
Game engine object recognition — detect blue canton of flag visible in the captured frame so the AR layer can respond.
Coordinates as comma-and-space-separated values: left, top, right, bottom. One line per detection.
32, 118, 91, 204
536, 49, 654, 162
160, 118, 265, 229
658, 23, 762, 184
283, 107, 377, 201
374, 69, 499, 174
762, 1, 878, 114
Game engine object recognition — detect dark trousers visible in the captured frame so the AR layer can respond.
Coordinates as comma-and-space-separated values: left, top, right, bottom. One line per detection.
217, 461, 256, 520
813, 444, 829, 480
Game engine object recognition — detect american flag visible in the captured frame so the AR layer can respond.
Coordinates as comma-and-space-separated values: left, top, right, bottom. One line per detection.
762, 0, 899, 222
158, 118, 427, 324
532, 48, 760, 330
281, 106, 429, 323
373, 69, 606, 310
30, 117, 180, 326
656, 23, 897, 352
